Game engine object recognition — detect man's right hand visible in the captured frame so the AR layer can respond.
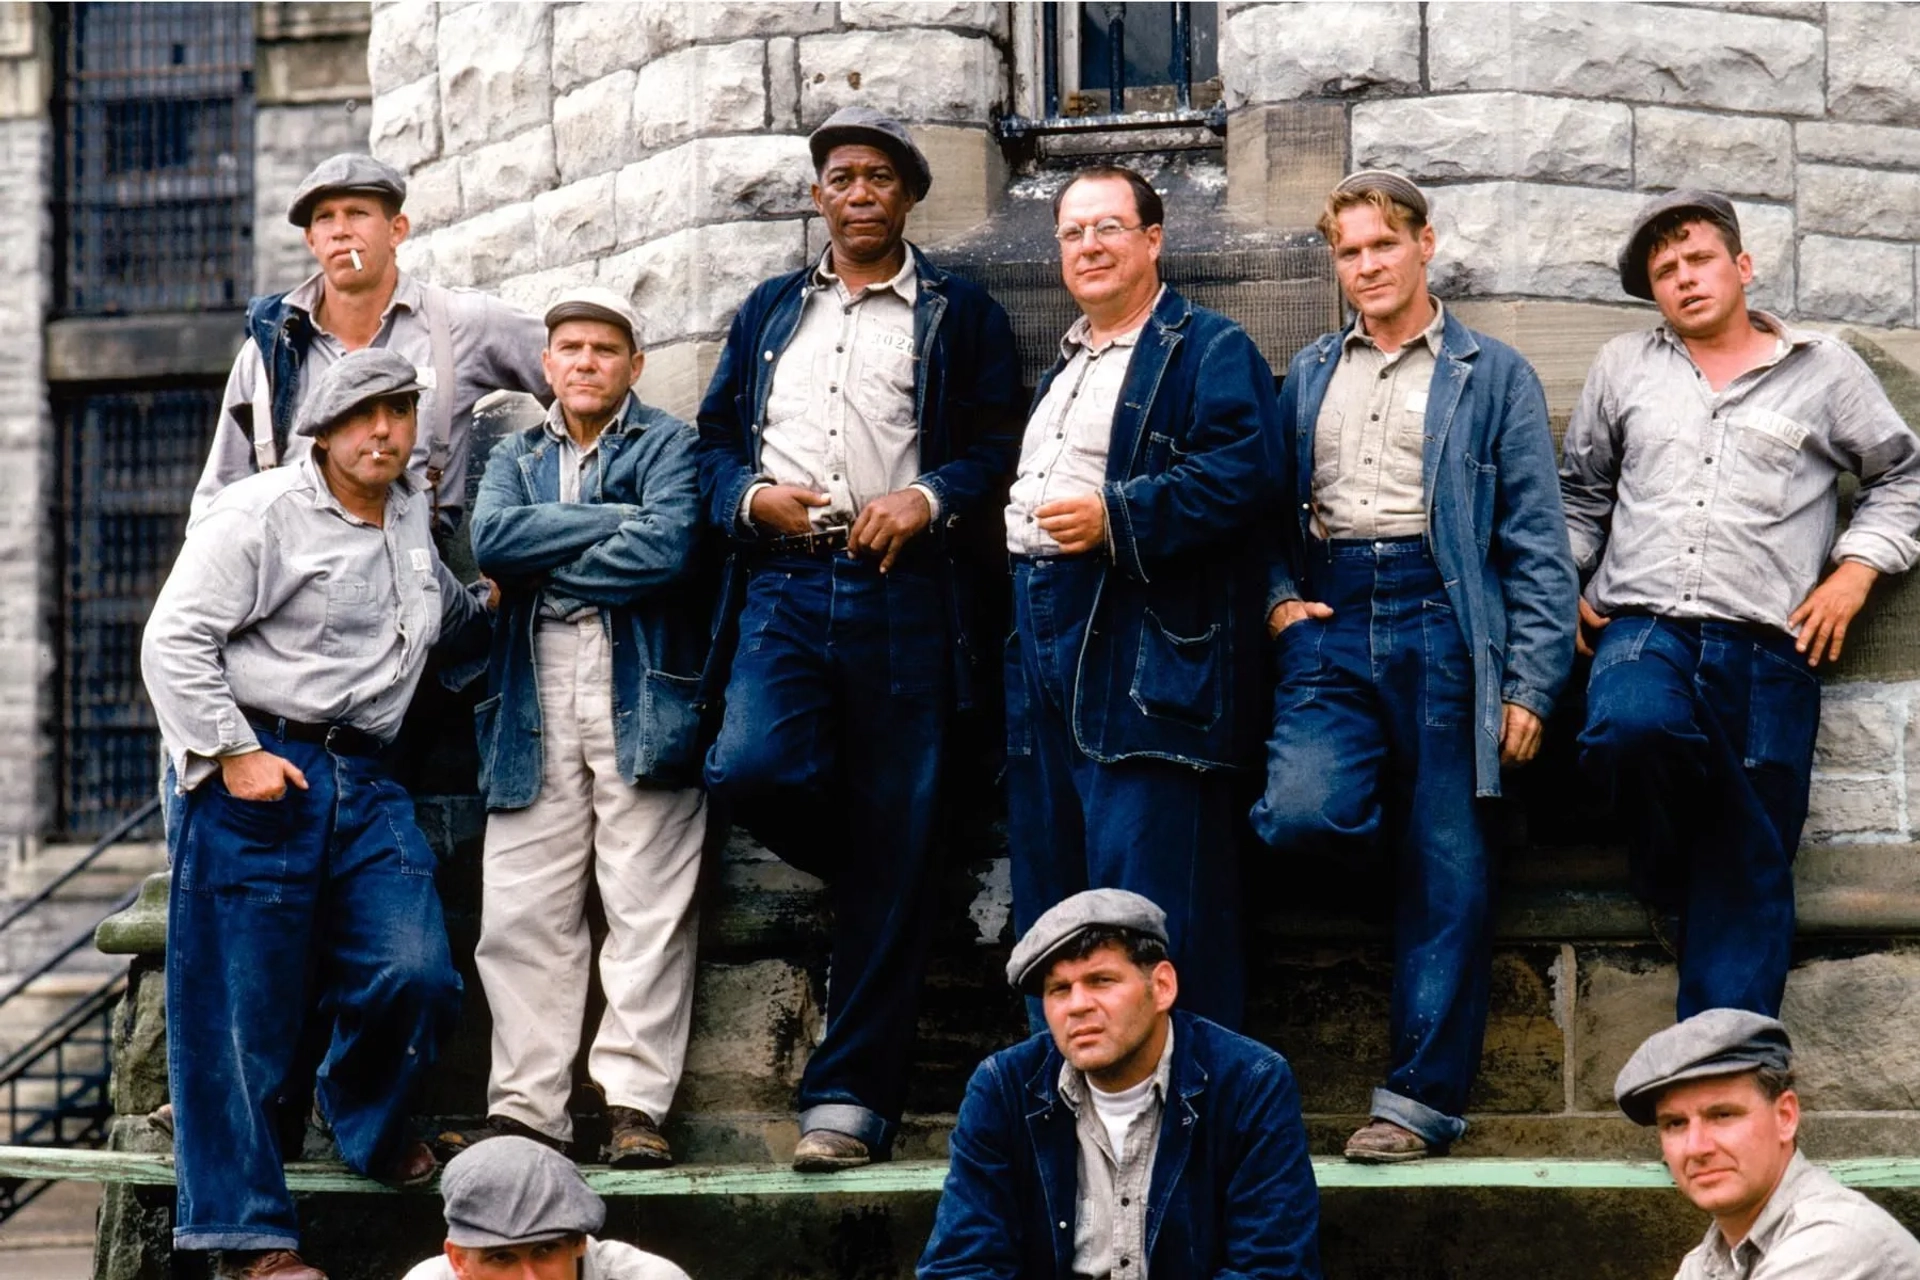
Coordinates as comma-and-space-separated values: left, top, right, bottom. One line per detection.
749, 485, 832, 537
1576, 597, 1611, 658
220, 750, 309, 802
1268, 599, 1335, 638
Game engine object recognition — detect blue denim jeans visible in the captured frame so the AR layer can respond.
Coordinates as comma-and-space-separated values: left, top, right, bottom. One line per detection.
166, 727, 461, 1251
1249, 538, 1491, 1147
704, 554, 949, 1154
1578, 616, 1819, 1018
1004, 555, 1246, 1031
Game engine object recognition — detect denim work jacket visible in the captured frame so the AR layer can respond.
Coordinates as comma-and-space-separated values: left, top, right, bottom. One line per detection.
694, 245, 1021, 708
1018, 287, 1284, 771
469, 396, 711, 808
918, 1011, 1323, 1280
1270, 310, 1577, 796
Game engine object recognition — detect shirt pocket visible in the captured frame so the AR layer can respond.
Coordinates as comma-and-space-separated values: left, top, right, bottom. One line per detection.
1727, 408, 1807, 520
321, 576, 384, 657
1386, 390, 1429, 487
848, 327, 918, 426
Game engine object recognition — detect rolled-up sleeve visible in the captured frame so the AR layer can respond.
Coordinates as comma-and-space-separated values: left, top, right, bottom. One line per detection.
1826, 347, 1920, 576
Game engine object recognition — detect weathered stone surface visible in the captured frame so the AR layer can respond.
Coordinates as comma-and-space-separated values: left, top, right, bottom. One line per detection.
395, 232, 434, 282
1827, 2, 1920, 126
1731, 199, 1796, 316
637, 339, 726, 421
906, 125, 1005, 245
108, 960, 166, 1114
431, 201, 538, 288
258, 35, 371, 107
1352, 93, 1631, 186
553, 69, 635, 185
550, 0, 653, 92
1634, 107, 1794, 201
1800, 164, 1920, 243
533, 172, 617, 269
767, 35, 799, 133
842, 1, 1006, 36
1667, 0, 1825, 17
1430, 183, 1640, 304
598, 220, 806, 344
1427, 1, 1824, 117
437, 2, 552, 154
369, 1, 436, 96
1447, 299, 1655, 425
1796, 120, 1920, 172
368, 72, 439, 170
494, 260, 595, 315
646, 0, 836, 54
677, 959, 819, 1111
613, 135, 812, 248
1782, 950, 1920, 1110
403, 154, 462, 233
0, 50, 49, 122
796, 30, 1008, 127
1815, 692, 1908, 773
1227, 102, 1349, 232
633, 40, 768, 151
1798, 235, 1917, 329
1571, 947, 1678, 1112
458, 125, 557, 217
1806, 774, 1904, 841
1220, 2, 1422, 105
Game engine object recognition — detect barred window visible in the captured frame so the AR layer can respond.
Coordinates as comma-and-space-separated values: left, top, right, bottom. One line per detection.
1003, 1, 1224, 142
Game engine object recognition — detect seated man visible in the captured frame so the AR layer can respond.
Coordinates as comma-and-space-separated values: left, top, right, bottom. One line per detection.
1615, 1009, 1920, 1278
919, 890, 1322, 1279
402, 1136, 691, 1280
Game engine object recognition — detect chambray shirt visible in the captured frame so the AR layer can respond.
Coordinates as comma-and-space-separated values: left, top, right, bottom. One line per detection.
1312, 301, 1446, 539
1674, 1151, 1920, 1279
1059, 1028, 1174, 1280
143, 456, 481, 791
1562, 314, 1920, 634
538, 394, 621, 621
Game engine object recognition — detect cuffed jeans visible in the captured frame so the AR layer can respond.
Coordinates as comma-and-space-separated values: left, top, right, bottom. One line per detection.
704, 554, 949, 1154
166, 727, 461, 1251
1005, 555, 1246, 1031
1578, 615, 1819, 1018
477, 617, 707, 1139
1249, 538, 1491, 1148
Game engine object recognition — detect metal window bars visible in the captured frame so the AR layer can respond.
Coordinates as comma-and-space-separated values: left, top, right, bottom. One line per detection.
999, 2, 1226, 142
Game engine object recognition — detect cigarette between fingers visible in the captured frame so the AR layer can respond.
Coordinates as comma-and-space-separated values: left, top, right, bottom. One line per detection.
350, 249, 363, 271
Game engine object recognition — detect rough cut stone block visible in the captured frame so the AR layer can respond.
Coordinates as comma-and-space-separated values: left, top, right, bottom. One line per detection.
678, 960, 820, 1111
369, 1, 437, 96
1221, 3, 1421, 105
533, 172, 617, 270
395, 232, 433, 281
1798, 236, 1917, 330
1804, 774, 1904, 841
431, 201, 538, 288
1352, 93, 1631, 186
908, 124, 1006, 245
553, 69, 636, 184
1796, 121, 1920, 173
648, 0, 836, 53
1730, 199, 1795, 317
1430, 183, 1649, 304
796, 30, 1007, 128
437, 2, 552, 154
495, 260, 596, 315
634, 41, 767, 151
403, 155, 462, 234
108, 961, 167, 1115
1781, 951, 1920, 1110
1427, 1, 1824, 117
613, 135, 812, 249
637, 339, 726, 421
1800, 165, 1920, 243
767, 36, 799, 133
598, 220, 806, 345
368, 73, 439, 170
841, 1, 1006, 36
551, 0, 653, 92
458, 125, 557, 217
1634, 107, 1793, 201
1827, 2, 1920, 126
1571, 947, 1678, 1113
1815, 693, 1907, 773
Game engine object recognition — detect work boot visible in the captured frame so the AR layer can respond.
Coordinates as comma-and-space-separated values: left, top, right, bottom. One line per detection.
1342, 1118, 1434, 1163
605, 1106, 673, 1169
216, 1250, 326, 1280
793, 1128, 872, 1172
434, 1114, 570, 1160
373, 1138, 439, 1189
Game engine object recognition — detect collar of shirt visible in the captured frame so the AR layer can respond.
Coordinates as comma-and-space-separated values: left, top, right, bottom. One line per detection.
295, 451, 417, 524
1059, 284, 1165, 362
1654, 308, 1807, 372
1344, 297, 1447, 360
811, 245, 919, 308
1057, 1021, 1177, 1115
285, 268, 422, 329
541, 391, 636, 454
1702, 1150, 1814, 1270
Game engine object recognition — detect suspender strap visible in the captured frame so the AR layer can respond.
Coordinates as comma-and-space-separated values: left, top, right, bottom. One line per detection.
419, 283, 457, 512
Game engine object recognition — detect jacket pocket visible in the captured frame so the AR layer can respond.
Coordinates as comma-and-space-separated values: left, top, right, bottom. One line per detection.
1129, 609, 1223, 730
472, 693, 503, 797
1466, 457, 1498, 555
641, 670, 704, 780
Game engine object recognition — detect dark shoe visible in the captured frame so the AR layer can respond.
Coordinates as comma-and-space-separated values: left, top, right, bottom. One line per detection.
434, 1114, 569, 1160
147, 1102, 173, 1137
793, 1128, 871, 1172
216, 1250, 326, 1280
373, 1138, 438, 1189
1342, 1119, 1434, 1164
606, 1106, 673, 1168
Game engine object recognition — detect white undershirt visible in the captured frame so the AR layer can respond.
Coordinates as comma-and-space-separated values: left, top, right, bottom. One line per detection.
1088, 1073, 1156, 1160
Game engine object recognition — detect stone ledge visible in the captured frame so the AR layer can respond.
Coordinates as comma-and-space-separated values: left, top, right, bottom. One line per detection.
45, 313, 243, 382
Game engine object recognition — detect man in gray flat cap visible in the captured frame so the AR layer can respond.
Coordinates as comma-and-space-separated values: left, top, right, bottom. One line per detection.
920, 889, 1322, 1280
144, 348, 491, 1280
1616, 1009, 1920, 1278
696, 105, 1019, 1171
455, 287, 708, 1169
402, 1136, 691, 1280
1564, 191, 1920, 1021
195, 151, 547, 536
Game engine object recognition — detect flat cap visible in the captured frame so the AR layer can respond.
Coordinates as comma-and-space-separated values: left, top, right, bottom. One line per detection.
287, 153, 407, 227
544, 286, 642, 349
1006, 889, 1169, 992
809, 106, 932, 202
1333, 169, 1429, 223
1614, 1008, 1793, 1126
1618, 189, 1741, 301
293, 348, 426, 439
441, 1136, 606, 1248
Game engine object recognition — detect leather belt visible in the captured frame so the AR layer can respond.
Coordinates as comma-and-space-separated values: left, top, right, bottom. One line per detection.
743, 525, 852, 560
240, 707, 385, 757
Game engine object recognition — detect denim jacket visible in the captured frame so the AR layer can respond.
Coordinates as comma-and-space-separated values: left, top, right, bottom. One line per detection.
918, 1011, 1323, 1280
694, 245, 1020, 708
1012, 288, 1284, 770
1270, 310, 1577, 796
469, 395, 711, 808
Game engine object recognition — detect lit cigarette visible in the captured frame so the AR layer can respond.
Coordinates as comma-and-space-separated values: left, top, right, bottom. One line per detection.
349, 249, 363, 271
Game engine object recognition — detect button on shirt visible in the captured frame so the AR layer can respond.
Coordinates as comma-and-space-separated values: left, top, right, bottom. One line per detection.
537, 395, 622, 621
1312, 300, 1446, 539
1562, 314, 1920, 634
143, 455, 481, 790
1060, 1027, 1174, 1280
1675, 1150, 1920, 1280
1005, 307, 1149, 555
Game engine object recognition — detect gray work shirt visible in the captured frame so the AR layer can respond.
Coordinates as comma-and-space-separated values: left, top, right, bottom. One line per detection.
401, 1237, 691, 1280
143, 456, 481, 791
195, 270, 548, 522
1059, 1027, 1174, 1280
1562, 313, 1920, 634
1312, 300, 1446, 539
537, 395, 620, 621
1674, 1151, 1920, 1279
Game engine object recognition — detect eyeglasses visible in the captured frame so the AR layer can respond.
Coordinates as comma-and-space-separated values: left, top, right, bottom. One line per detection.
1054, 218, 1146, 245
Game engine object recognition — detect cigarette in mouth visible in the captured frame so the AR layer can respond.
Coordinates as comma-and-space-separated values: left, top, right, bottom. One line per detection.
349, 249, 363, 271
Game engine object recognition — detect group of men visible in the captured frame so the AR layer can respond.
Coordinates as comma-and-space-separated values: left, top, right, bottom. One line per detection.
139, 98, 1920, 1278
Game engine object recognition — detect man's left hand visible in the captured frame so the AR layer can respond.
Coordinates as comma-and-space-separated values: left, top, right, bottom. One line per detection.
1034, 494, 1107, 556
849, 488, 933, 574
1500, 703, 1545, 766
1788, 560, 1879, 668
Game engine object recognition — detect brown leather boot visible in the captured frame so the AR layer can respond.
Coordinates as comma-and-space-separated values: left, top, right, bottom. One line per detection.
792, 1128, 872, 1172
1342, 1118, 1434, 1163
216, 1250, 327, 1280
606, 1106, 673, 1168
373, 1138, 439, 1189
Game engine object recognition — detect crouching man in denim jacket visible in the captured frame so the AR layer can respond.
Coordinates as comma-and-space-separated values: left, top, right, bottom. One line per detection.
465, 287, 710, 1168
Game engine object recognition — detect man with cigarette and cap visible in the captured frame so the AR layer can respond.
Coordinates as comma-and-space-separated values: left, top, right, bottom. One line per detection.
459, 287, 708, 1168
1563, 191, 1920, 1019
143, 348, 492, 1280
1615, 1009, 1920, 1278
919, 889, 1322, 1280
196, 152, 548, 534
1253, 171, 1576, 1163
403, 1136, 691, 1280
695, 105, 1019, 1172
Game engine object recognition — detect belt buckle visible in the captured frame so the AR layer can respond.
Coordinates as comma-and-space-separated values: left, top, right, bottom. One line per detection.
323, 725, 345, 753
